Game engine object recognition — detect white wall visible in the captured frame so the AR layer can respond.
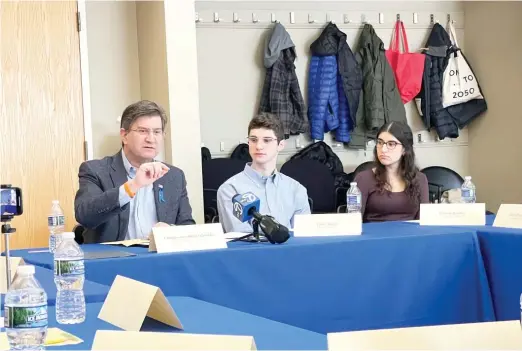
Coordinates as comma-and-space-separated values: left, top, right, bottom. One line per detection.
195, 1, 470, 176
465, 1, 522, 212
85, 0, 141, 159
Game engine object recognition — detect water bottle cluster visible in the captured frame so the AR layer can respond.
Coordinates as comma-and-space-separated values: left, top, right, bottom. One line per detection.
4, 201, 86, 350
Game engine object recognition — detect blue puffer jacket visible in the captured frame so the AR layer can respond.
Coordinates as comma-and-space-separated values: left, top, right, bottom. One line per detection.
308, 55, 340, 140
308, 23, 359, 143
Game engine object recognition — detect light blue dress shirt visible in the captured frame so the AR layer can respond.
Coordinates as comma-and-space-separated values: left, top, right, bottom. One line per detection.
216, 163, 311, 233
118, 152, 158, 239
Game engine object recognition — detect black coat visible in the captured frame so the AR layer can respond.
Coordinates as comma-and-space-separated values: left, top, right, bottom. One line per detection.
289, 141, 352, 189
417, 24, 487, 139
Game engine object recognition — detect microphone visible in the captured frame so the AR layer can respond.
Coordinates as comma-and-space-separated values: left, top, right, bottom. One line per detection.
232, 193, 260, 223
231, 193, 290, 244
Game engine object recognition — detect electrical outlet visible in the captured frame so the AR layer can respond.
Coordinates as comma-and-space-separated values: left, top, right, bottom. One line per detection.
220, 141, 225, 151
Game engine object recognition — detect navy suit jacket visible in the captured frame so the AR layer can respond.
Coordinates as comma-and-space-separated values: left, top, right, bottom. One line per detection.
74, 151, 195, 243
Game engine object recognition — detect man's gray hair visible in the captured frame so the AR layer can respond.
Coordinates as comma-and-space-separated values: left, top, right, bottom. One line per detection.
120, 100, 168, 131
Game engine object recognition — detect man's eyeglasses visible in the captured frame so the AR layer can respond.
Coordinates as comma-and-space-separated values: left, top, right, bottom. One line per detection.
130, 128, 164, 137
247, 136, 278, 145
376, 139, 402, 150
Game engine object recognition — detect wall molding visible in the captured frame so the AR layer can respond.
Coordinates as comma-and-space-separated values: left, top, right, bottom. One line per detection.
208, 140, 468, 158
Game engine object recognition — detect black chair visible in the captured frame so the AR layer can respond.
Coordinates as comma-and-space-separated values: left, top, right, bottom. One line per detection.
421, 166, 464, 203
280, 158, 336, 213
202, 158, 248, 223
353, 161, 375, 177
73, 224, 85, 245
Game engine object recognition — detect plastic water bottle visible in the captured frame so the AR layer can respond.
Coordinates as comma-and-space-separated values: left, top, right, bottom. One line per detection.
346, 182, 362, 213
5, 265, 48, 351
461, 176, 476, 203
54, 232, 85, 324
48, 200, 65, 253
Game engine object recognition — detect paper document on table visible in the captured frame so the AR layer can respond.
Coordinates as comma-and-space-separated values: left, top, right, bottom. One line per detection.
0, 328, 83, 350
101, 239, 149, 247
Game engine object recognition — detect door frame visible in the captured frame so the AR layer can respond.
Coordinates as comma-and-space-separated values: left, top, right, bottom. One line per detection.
77, 0, 93, 161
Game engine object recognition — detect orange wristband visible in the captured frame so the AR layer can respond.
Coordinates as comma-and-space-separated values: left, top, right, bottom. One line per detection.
124, 182, 136, 198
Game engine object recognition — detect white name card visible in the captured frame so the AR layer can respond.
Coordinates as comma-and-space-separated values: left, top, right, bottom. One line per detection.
150, 223, 227, 254
327, 320, 522, 350
293, 213, 362, 237
493, 204, 522, 229
420, 203, 486, 226
92, 330, 257, 351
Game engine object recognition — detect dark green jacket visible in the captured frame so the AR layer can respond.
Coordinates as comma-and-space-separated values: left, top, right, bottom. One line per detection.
349, 24, 406, 149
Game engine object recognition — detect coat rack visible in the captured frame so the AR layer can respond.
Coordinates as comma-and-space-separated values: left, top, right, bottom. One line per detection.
194, 11, 462, 28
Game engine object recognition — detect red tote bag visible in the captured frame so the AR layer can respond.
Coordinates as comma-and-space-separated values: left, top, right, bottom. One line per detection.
385, 20, 425, 104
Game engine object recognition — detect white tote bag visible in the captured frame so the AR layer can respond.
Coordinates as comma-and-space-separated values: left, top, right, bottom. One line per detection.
442, 22, 484, 108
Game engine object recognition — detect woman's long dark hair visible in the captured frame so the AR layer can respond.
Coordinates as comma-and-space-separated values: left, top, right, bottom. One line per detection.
373, 121, 421, 202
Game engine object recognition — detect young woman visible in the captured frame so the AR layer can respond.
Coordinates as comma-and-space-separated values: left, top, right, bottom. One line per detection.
354, 122, 429, 222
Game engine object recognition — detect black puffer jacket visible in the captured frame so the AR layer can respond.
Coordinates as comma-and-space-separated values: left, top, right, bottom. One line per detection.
417, 24, 487, 139
289, 141, 352, 188
230, 143, 252, 162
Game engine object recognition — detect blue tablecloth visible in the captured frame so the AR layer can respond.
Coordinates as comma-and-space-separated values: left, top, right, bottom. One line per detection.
475, 226, 522, 321
1, 265, 108, 307
37, 296, 326, 350
10, 222, 495, 334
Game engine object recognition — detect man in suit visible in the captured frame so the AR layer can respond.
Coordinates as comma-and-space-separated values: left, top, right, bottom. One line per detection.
74, 100, 195, 243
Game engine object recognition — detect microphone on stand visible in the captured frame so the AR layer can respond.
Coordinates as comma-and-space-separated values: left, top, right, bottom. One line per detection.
231, 192, 290, 244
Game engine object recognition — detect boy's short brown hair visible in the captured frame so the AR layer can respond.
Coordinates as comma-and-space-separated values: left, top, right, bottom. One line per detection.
248, 113, 284, 141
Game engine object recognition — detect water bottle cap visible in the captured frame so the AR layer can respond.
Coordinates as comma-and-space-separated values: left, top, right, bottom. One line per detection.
350, 182, 357, 186
17, 265, 35, 275
465, 176, 472, 180
52, 200, 60, 204
62, 232, 75, 240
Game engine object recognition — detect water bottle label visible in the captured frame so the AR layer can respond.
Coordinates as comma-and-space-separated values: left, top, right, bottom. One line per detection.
48, 215, 65, 227
54, 259, 85, 276
461, 189, 475, 198
347, 195, 361, 205
4, 305, 48, 328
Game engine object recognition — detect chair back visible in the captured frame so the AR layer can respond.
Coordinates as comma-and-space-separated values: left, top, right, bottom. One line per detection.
73, 224, 85, 245
202, 158, 248, 222
354, 161, 375, 177
421, 166, 464, 203
280, 158, 336, 213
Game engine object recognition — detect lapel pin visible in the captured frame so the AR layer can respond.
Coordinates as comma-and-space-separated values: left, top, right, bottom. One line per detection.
158, 184, 166, 203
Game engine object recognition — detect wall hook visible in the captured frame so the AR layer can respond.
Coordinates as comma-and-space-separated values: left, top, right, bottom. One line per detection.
343, 14, 351, 24
252, 13, 259, 23
195, 12, 203, 23
233, 12, 241, 23
270, 13, 276, 23
396, 14, 400, 21
326, 14, 335, 24
213, 12, 222, 23
308, 14, 316, 24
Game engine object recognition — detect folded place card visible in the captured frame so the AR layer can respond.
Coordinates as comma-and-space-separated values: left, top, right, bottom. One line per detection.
149, 223, 227, 254
420, 203, 486, 226
327, 320, 522, 350
493, 204, 522, 229
98, 275, 183, 332
0, 257, 24, 293
91, 330, 256, 350
293, 213, 362, 237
